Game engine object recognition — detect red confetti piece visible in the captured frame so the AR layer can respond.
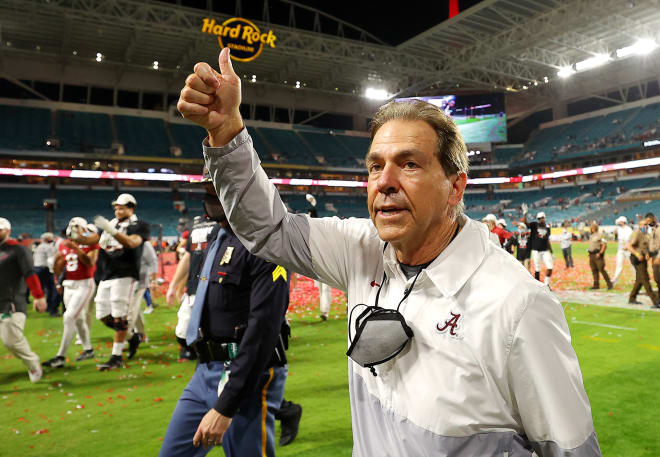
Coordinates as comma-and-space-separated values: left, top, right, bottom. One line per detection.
153, 397, 163, 402
32, 428, 49, 435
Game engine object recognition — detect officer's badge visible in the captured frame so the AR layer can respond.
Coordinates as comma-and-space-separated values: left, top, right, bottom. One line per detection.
220, 246, 234, 265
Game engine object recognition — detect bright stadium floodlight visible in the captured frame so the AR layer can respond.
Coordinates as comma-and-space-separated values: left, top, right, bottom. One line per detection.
557, 66, 575, 78
365, 88, 390, 100
616, 38, 658, 58
575, 54, 610, 71
95, 52, 103, 62
152, 60, 159, 69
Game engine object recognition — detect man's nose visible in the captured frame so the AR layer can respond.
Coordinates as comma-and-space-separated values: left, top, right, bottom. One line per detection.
377, 163, 400, 195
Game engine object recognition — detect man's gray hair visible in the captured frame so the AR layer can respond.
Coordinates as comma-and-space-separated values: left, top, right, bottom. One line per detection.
369, 100, 470, 219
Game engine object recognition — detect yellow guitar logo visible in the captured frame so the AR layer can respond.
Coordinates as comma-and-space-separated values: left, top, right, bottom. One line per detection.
272, 266, 287, 282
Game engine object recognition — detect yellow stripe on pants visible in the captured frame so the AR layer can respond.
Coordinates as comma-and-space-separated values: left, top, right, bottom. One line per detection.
261, 368, 275, 457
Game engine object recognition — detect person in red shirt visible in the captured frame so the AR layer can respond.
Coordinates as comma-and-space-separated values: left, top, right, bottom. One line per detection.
42, 218, 99, 368
483, 214, 512, 247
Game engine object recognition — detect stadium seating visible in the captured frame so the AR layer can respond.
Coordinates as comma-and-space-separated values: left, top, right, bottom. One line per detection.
257, 128, 317, 165
0, 105, 51, 150
0, 187, 52, 237
55, 110, 113, 152
169, 122, 207, 158
113, 115, 171, 157
297, 132, 358, 167
517, 101, 660, 166
491, 146, 521, 165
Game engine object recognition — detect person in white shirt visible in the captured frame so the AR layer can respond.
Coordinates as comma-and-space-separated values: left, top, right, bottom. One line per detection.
559, 223, 574, 268
33, 232, 59, 316
176, 48, 601, 456
612, 216, 633, 285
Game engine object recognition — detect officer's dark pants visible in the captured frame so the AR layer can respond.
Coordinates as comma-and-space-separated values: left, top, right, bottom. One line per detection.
589, 253, 612, 288
652, 259, 660, 295
629, 258, 658, 304
562, 247, 574, 268
35, 267, 59, 314
159, 361, 287, 457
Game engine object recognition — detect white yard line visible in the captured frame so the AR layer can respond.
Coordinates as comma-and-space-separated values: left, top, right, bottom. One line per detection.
570, 320, 637, 331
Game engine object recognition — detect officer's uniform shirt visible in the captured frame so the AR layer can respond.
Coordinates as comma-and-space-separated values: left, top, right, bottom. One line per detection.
588, 232, 606, 254
200, 228, 290, 418
184, 217, 217, 295
528, 220, 551, 251
629, 229, 650, 257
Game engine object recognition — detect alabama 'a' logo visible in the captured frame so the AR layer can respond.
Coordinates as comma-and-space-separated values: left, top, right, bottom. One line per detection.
437, 312, 461, 336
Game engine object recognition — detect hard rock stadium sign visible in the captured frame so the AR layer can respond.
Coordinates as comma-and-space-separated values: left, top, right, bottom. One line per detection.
201, 17, 277, 62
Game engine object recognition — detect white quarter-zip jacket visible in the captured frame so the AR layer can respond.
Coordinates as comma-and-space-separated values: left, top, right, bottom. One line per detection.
203, 128, 601, 457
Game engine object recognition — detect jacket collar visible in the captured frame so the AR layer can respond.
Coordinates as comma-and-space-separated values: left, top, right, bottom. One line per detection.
382, 216, 488, 297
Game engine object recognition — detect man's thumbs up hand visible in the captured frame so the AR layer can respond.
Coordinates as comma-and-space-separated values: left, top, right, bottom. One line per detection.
178, 47, 244, 147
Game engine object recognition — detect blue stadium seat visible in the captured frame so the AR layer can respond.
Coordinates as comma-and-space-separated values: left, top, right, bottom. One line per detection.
114, 115, 171, 157
55, 110, 113, 152
169, 122, 207, 158
0, 105, 51, 150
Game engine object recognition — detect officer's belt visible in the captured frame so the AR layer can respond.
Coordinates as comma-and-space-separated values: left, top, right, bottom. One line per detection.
193, 340, 236, 364
193, 340, 286, 367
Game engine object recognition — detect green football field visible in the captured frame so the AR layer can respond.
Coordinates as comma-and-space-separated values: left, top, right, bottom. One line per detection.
2, 243, 659, 456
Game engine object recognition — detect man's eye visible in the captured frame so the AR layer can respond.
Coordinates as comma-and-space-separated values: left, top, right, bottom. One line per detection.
369, 164, 382, 172
404, 161, 418, 169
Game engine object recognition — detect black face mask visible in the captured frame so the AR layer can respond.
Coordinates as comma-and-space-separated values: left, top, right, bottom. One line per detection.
203, 193, 226, 223
346, 268, 418, 377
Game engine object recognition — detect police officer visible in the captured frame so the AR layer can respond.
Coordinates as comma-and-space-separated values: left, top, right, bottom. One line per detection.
627, 217, 659, 306
167, 188, 219, 361
159, 172, 291, 457
587, 223, 613, 290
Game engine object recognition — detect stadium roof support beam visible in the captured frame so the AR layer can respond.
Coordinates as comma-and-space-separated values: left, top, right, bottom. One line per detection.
1, 76, 50, 100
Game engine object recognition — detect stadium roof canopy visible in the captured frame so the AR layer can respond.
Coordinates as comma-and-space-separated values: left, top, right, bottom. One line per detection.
1, 0, 660, 120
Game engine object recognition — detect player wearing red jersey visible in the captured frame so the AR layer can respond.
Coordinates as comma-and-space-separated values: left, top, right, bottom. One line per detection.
42, 218, 99, 368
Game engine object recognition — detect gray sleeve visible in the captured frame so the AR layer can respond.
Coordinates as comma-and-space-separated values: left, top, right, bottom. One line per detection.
203, 129, 316, 279
142, 242, 158, 274
203, 128, 375, 291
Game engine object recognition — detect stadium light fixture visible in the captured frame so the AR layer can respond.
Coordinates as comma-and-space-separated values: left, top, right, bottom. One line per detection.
575, 54, 610, 72
365, 88, 390, 100
295, 81, 301, 88
152, 61, 159, 69
251, 74, 256, 83
616, 38, 658, 58
557, 66, 575, 78
543, 76, 549, 83
95, 52, 103, 63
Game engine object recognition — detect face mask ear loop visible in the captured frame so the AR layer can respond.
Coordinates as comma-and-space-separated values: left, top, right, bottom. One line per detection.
348, 304, 370, 344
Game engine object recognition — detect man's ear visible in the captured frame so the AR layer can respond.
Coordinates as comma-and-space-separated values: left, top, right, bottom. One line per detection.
447, 172, 467, 207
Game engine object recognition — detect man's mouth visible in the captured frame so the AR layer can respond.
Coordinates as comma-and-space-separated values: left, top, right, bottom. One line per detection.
376, 206, 407, 217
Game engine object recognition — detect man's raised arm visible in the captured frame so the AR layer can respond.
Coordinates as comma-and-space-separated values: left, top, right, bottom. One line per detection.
178, 48, 365, 290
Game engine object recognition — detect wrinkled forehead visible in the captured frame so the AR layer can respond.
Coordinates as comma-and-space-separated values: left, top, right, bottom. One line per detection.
367, 120, 438, 163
